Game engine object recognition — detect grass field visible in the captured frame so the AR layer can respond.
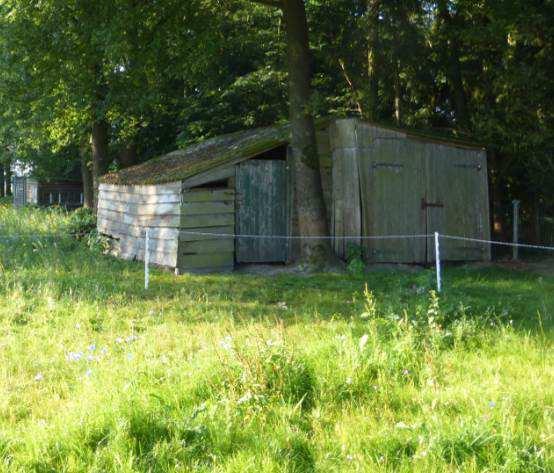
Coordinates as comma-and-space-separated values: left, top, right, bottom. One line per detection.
0, 204, 552, 472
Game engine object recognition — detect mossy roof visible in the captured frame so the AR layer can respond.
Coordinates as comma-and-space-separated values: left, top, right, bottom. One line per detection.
102, 118, 484, 186
102, 124, 290, 185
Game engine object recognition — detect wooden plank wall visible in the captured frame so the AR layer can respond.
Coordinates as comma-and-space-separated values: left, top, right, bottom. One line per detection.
177, 188, 235, 272
97, 183, 182, 267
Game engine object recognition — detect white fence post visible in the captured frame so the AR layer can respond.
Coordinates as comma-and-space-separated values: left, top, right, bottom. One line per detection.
512, 200, 520, 261
144, 227, 150, 290
435, 232, 442, 293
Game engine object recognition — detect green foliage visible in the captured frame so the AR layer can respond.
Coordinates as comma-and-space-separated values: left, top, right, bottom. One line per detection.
346, 243, 365, 275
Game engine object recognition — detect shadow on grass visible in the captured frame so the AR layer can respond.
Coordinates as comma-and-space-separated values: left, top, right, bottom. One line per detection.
1, 241, 552, 332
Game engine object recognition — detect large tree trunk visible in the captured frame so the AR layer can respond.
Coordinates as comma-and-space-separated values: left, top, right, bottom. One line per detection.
365, 0, 380, 121
80, 142, 94, 209
91, 119, 109, 211
282, 0, 331, 264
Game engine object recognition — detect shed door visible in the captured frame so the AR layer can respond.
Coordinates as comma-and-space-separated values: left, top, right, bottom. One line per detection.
425, 146, 490, 261
358, 140, 427, 263
236, 160, 288, 263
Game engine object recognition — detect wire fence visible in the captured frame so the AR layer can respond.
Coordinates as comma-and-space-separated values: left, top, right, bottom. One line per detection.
1, 227, 553, 292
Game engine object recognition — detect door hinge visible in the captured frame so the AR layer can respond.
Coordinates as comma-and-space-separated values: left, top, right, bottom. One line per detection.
421, 198, 444, 210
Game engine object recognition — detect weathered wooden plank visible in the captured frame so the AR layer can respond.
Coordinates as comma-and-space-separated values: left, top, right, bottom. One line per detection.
181, 166, 234, 189
98, 200, 180, 216
99, 182, 181, 195
181, 201, 234, 216
180, 213, 235, 229
180, 238, 234, 254
182, 189, 235, 203
178, 252, 234, 270
98, 190, 181, 205
179, 226, 234, 242
98, 209, 181, 227
98, 219, 180, 239
110, 233, 179, 253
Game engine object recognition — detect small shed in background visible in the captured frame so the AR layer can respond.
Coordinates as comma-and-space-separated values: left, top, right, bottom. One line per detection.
13, 177, 83, 209
98, 118, 490, 272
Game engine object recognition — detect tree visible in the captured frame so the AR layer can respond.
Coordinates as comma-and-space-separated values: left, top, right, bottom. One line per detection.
250, 0, 332, 264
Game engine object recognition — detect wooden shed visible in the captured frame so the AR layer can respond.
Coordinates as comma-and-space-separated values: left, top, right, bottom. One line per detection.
98, 118, 490, 272
13, 177, 83, 209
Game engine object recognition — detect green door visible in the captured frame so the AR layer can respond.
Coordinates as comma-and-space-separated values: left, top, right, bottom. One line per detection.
425, 146, 490, 261
358, 139, 427, 263
236, 160, 289, 263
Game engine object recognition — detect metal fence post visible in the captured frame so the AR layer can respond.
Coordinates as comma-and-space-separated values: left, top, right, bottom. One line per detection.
144, 227, 150, 290
435, 232, 442, 293
512, 200, 520, 260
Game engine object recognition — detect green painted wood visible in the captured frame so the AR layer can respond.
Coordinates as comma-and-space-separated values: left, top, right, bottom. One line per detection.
358, 139, 427, 263
426, 145, 490, 261
182, 189, 235, 203
236, 160, 288, 263
178, 252, 234, 270
179, 226, 234, 242
181, 201, 234, 216
180, 238, 234, 254
180, 213, 235, 229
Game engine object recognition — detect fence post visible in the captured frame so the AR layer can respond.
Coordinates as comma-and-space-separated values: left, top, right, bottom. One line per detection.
144, 227, 150, 290
435, 232, 442, 293
512, 200, 520, 260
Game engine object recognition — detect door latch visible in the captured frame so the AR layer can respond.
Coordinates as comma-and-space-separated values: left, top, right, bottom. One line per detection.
421, 198, 444, 210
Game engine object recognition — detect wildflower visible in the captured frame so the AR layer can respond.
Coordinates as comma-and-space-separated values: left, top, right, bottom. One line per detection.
74, 323, 81, 330
402, 369, 410, 377
67, 351, 83, 362
346, 454, 354, 462
85, 369, 93, 378
115, 337, 123, 344
87, 354, 95, 362
395, 421, 410, 429
88, 344, 96, 352
125, 335, 138, 343
359, 334, 369, 351
126, 353, 134, 361
100, 347, 108, 356
34, 373, 44, 382
219, 336, 233, 351
276, 301, 288, 310
489, 401, 496, 409
345, 377, 353, 385
237, 392, 253, 405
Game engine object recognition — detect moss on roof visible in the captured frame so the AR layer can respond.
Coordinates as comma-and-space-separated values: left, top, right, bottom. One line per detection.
102, 124, 290, 185
102, 118, 484, 186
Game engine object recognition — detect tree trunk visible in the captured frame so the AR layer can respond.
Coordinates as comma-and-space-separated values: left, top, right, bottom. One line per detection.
0, 165, 4, 198
282, 0, 331, 264
366, 0, 380, 121
119, 143, 137, 169
80, 142, 94, 209
394, 60, 402, 124
437, 0, 469, 129
4, 164, 12, 196
91, 119, 109, 212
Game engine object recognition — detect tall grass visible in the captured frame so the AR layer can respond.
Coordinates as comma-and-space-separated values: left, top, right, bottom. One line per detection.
0, 204, 552, 472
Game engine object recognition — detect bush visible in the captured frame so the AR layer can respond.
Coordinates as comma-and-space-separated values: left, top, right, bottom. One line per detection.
66, 207, 96, 237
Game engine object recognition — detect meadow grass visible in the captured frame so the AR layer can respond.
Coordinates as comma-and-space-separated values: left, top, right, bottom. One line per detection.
0, 204, 552, 472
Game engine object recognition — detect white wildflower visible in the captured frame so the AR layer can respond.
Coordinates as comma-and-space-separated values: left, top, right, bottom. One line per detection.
359, 334, 369, 351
